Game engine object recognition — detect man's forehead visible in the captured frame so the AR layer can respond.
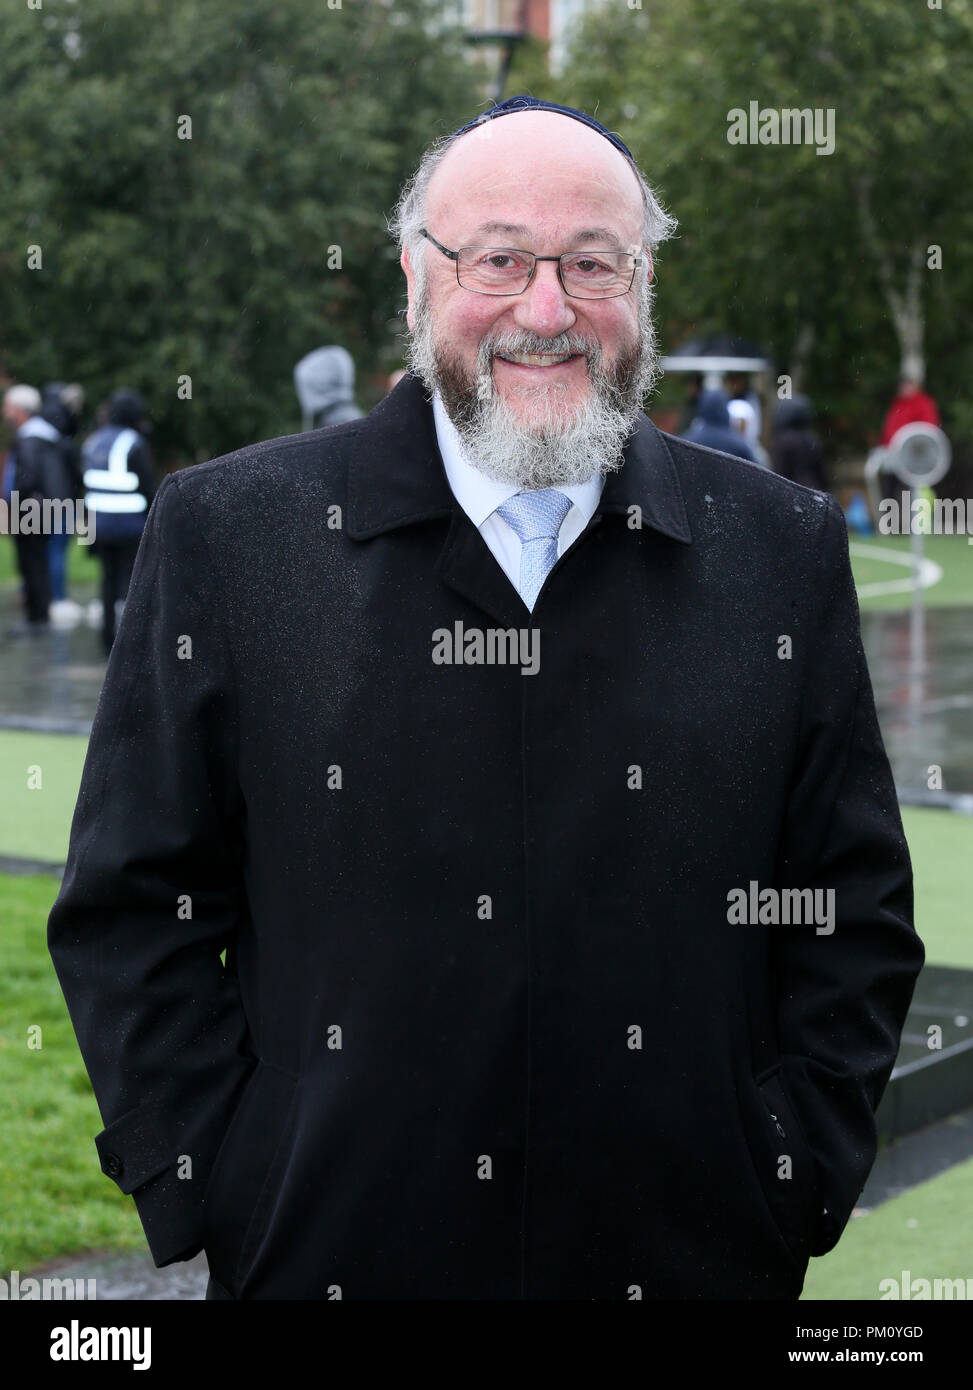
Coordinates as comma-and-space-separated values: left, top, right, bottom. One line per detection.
467, 219, 628, 247
427, 111, 644, 238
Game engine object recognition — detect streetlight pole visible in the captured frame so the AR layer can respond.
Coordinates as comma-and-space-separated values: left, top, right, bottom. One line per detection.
465, 0, 528, 104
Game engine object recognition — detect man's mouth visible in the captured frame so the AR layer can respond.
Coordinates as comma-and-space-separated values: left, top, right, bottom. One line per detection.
494, 352, 584, 368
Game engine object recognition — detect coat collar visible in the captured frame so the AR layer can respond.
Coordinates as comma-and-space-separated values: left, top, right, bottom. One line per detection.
345, 371, 692, 545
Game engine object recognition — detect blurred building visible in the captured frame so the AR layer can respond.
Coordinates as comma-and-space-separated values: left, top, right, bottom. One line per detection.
445, 0, 595, 74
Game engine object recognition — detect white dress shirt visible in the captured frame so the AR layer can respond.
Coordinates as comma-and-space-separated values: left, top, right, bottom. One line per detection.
432, 391, 605, 607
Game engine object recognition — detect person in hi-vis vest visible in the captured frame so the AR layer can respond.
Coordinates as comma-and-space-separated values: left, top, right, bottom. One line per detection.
82, 389, 159, 654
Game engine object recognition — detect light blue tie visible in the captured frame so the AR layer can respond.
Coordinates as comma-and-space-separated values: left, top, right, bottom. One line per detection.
495, 489, 573, 609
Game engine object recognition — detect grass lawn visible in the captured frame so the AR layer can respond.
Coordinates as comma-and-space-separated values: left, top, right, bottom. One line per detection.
0, 873, 145, 1272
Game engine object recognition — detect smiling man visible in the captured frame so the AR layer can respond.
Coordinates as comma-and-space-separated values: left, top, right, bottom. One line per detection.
48, 96, 923, 1302
399, 101, 666, 499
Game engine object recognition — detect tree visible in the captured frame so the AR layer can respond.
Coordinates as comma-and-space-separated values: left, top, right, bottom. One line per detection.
557, 0, 973, 443
0, 0, 472, 463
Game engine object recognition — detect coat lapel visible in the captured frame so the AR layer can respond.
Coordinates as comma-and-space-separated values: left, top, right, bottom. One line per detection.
345, 372, 693, 627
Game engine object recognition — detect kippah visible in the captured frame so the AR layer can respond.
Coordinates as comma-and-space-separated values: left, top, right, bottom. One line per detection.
446, 94, 636, 164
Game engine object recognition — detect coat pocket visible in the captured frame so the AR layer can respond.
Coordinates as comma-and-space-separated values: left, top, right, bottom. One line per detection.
200, 1059, 299, 1297
740, 1064, 820, 1269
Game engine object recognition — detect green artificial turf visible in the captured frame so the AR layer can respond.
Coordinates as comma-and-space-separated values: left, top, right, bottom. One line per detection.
900, 808, 973, 969
802, 1152, 973, 1300
849, 533, 973, 611
0, 732, 89, 864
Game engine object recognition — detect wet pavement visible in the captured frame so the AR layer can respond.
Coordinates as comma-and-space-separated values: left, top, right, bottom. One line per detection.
1, 587, 970, 800
863, 606, 973, 809
23, 1249, 209, 1300
0, 585, 104, 735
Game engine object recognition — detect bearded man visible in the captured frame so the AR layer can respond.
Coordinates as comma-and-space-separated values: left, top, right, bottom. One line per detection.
48, 96, 923, 1301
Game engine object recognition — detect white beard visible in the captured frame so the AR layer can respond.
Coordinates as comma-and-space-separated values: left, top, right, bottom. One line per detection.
407, 274, 661, 491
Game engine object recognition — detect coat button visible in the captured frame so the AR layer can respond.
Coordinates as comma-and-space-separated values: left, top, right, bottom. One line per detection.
103, 1152, 123, 1179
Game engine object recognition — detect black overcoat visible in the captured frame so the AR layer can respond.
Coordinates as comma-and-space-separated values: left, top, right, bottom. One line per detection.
48, 372, 924, 1299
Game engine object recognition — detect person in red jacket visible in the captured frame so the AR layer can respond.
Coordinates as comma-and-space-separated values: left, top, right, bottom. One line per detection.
881, 371, 940, 446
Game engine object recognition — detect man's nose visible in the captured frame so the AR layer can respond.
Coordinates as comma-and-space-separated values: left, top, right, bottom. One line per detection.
511, 260, 577, 338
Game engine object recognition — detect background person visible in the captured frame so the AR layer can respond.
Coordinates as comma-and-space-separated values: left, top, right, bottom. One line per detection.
726, 370, 763, 440
728, 396, 770, 467
881, 369, 940, 447
3, 383, 57, 635
293, 345, 365, 430
771, 395, 828, 493
40, 381, 85, 623
81, 388, 158, 654
683, 386, 758, 462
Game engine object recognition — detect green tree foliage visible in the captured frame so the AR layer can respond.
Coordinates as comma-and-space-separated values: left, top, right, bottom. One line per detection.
0, 0, 472, 462
558, 0, 973, 449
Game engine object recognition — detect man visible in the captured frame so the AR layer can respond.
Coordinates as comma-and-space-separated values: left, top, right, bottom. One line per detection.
48, 96, 923, 1301
3, 383, 56, 634
81, 388, 158, 654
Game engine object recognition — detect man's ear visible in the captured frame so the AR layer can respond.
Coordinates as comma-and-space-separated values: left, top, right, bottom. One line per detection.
400, 246, 417, 332
644, 246, 654, 284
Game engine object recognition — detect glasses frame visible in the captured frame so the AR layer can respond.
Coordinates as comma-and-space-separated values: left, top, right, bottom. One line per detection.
418, 227, 645, 300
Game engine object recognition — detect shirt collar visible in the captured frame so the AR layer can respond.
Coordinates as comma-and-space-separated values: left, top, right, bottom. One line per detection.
344, 372, 691, 546
432, 390, 604, 528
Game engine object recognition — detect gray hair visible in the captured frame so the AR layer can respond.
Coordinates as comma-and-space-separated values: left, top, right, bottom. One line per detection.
3, 383, 41, 415
388, 125, 678, 296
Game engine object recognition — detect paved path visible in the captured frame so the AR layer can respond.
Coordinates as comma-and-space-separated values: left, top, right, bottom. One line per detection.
25, 1249, 209, 1300
862, 606, 973, 810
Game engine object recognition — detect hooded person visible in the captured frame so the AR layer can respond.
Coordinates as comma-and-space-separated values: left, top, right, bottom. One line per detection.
683, 387, 757, 463
771, 395, 828, 493
293, 346, 365, 431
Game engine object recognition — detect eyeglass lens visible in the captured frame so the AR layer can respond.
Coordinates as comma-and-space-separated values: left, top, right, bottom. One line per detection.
456, 247, 635, 298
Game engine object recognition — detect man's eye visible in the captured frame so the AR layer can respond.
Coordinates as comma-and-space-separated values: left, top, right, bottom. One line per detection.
483, 253, 518, 270
571, 257, 610, 273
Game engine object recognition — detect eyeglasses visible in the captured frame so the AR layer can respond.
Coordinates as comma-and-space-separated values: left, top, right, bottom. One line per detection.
419, 228, 643, 300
